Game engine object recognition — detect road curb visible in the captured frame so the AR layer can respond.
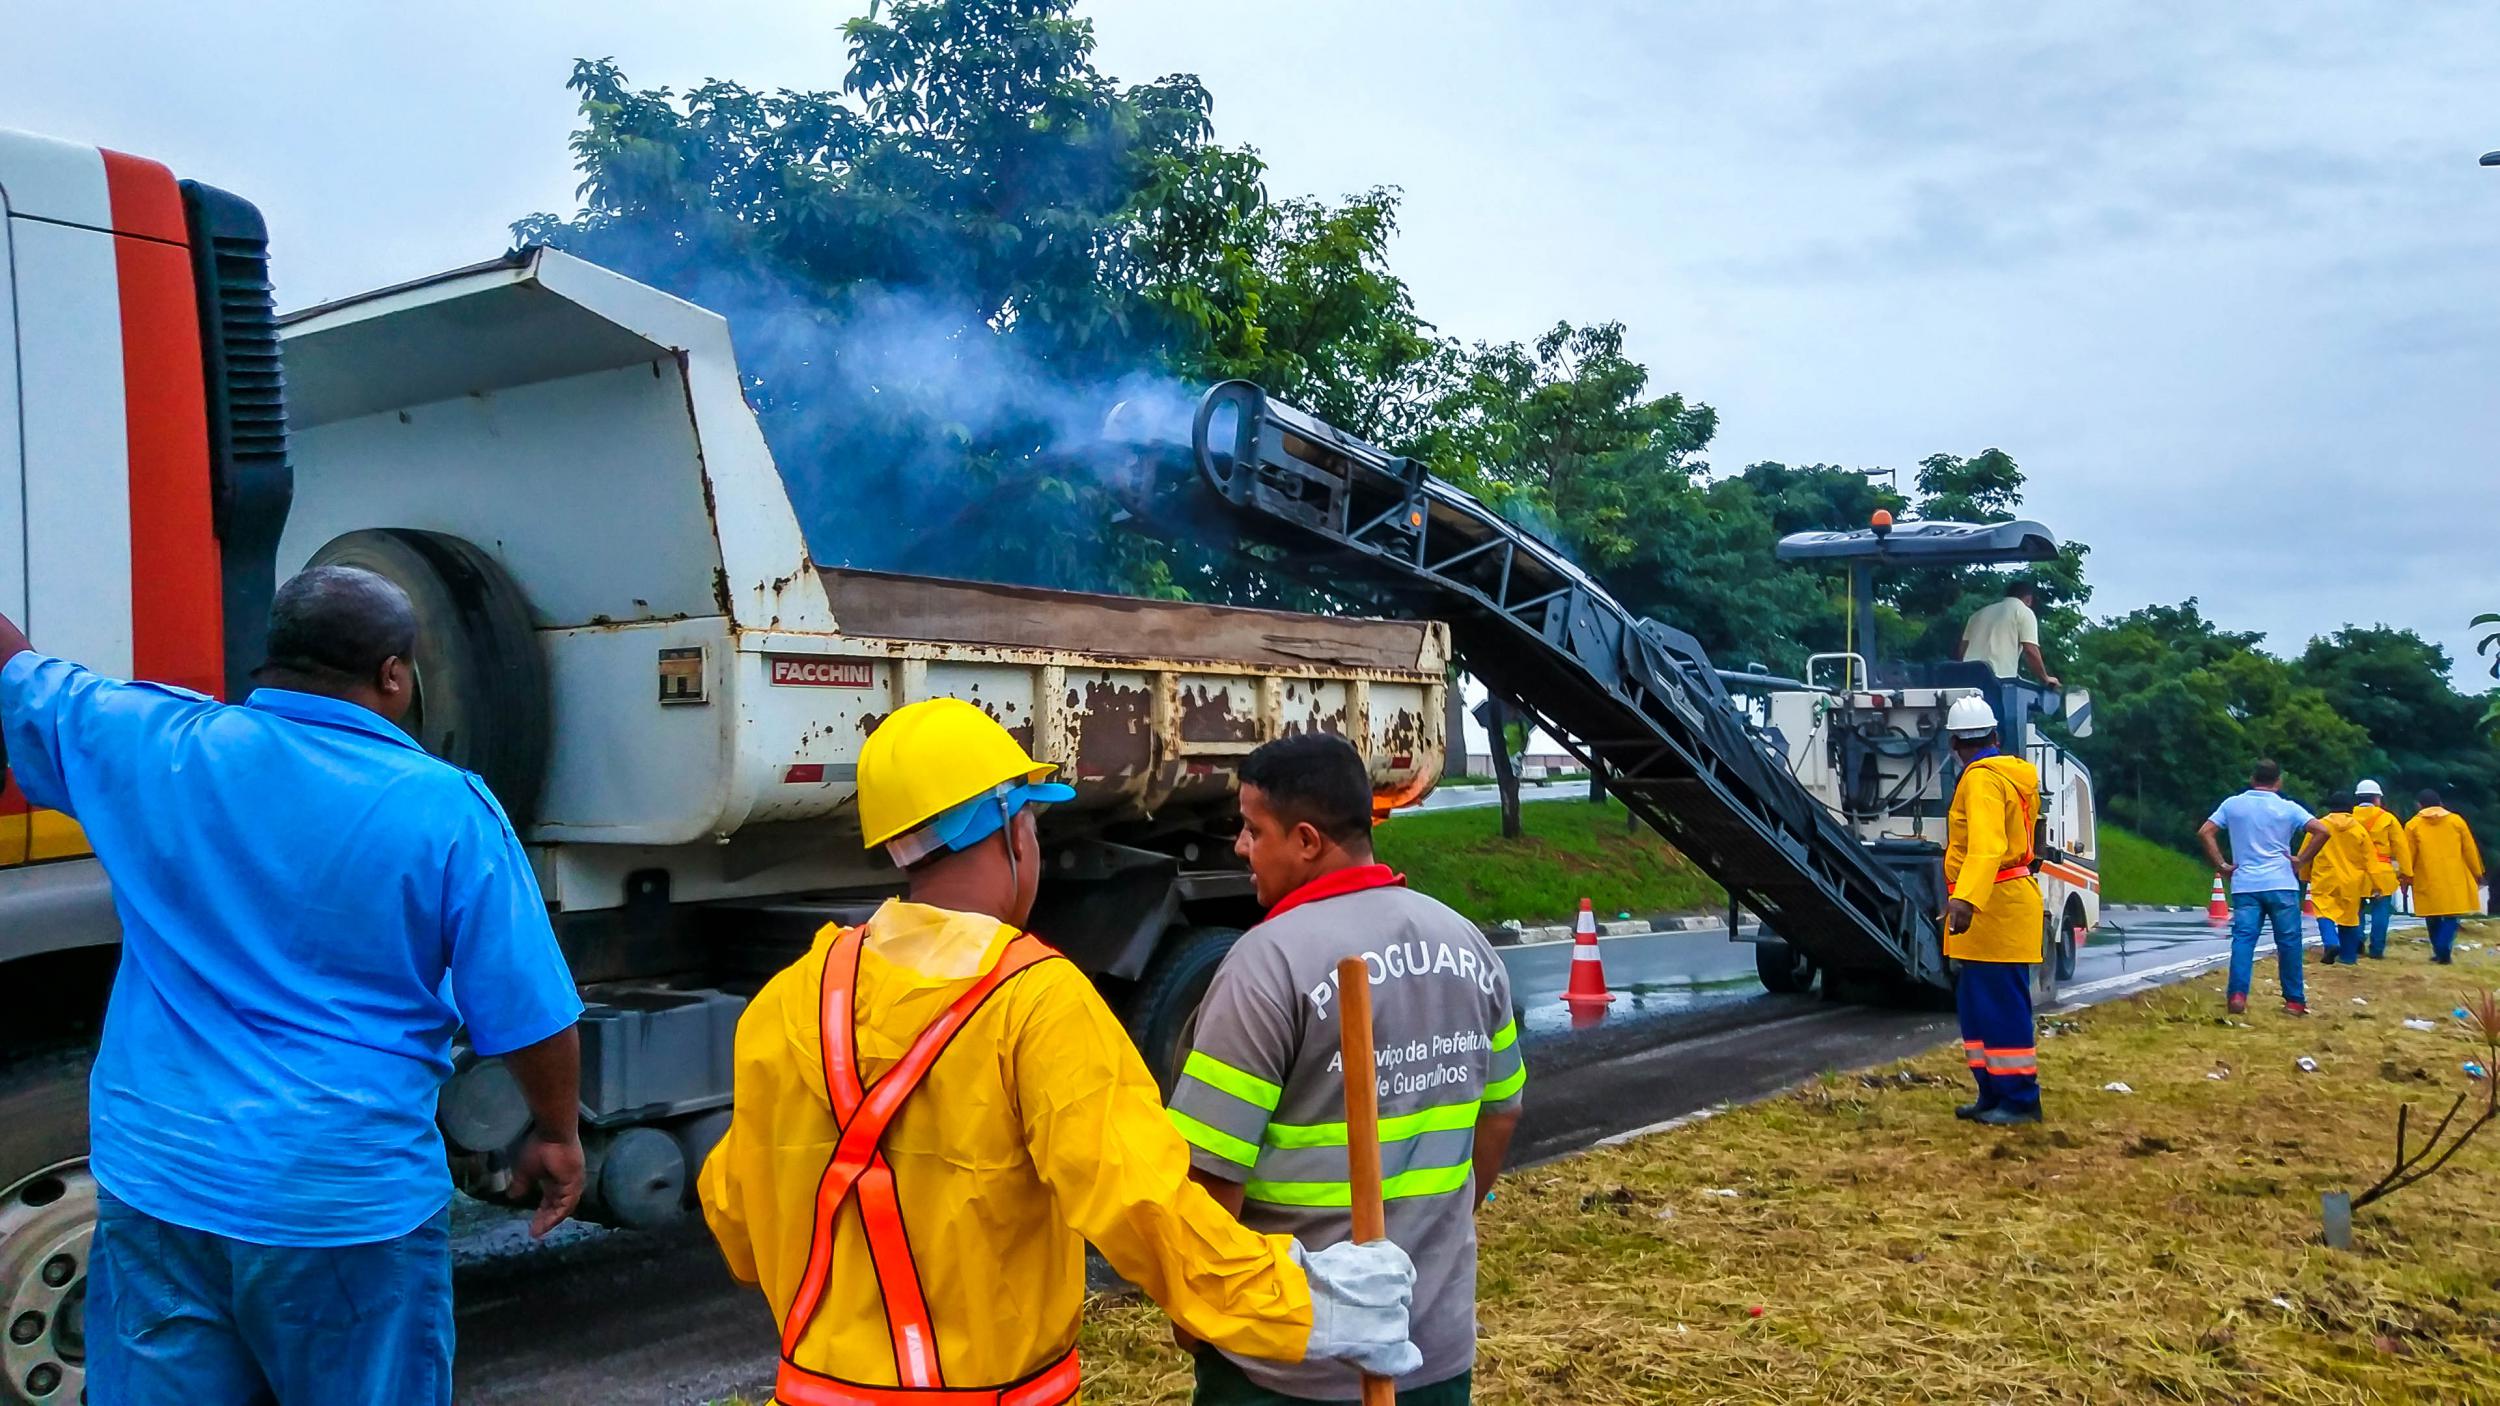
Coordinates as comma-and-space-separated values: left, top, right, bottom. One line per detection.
1495, 912, 1731, 947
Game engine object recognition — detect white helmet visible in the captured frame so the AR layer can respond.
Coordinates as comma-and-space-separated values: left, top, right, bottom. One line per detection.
1944, 695, 1998, 738
2356, 778, 2383, 799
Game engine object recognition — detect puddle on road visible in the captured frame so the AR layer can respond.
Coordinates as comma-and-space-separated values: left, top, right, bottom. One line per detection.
1520, 975, 1765, 1039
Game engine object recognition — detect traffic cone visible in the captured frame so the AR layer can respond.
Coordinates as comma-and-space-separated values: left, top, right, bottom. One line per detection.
2206, 872, 2229, 926
2301, 888, 2319, 920
1564, 898, 1612, 1009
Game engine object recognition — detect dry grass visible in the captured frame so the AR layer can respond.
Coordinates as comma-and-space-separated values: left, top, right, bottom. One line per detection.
1077, 923, 2500, 1403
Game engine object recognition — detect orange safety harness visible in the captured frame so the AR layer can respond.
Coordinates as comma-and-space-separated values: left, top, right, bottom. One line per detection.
774, 928, 1080, 1406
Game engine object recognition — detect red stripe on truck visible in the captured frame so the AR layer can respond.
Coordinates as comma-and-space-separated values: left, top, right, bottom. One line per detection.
103, 154, 226, 701
99, 149, 189, 244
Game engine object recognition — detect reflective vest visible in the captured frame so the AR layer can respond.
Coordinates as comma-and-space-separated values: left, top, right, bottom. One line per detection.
774, 928, 1080, 1406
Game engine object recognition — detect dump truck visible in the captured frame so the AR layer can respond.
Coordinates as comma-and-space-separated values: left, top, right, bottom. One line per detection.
1178, 380, 2099, 1003
0, 130, 1444, 1406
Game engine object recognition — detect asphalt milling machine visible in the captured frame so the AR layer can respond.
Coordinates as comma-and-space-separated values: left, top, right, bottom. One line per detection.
1155, 380, 2102, 1005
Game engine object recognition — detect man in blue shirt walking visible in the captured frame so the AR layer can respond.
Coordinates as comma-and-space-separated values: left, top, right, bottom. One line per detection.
2198, 759, 2331, 1017
0, 567, 586, 1404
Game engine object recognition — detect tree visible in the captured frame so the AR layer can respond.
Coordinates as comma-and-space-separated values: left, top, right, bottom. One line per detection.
515, 3, 1446, 602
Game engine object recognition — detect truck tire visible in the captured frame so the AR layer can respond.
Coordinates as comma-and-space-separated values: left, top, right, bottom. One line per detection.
1125, 926, 1243, 1094
0, 1048, 96, 1406
306, 529, 550, 826
2057, 902, 2086, 982
1754, 939, 1818, 994
2032, 919, 2063, 1006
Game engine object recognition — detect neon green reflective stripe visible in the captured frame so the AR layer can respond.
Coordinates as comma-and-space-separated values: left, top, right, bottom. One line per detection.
1484, 1063, 1527, 1103
1181, 1051, 1282, 1111
1246, 1161, 1475, 1208
1490, 1018, 1519, 1053
1265, 1099, 1481, 1150
1167, 1108, 1259, 1168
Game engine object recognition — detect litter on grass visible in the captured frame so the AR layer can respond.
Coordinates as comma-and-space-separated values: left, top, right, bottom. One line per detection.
1702, 1188, 1741, 1199
2467, 1062, 2489, 1081
2404, 1018, 2440, 1031
2352, 997, 2370, 1006
2297, 1056, 2321, 1073
2102, 1082, 2135, 1094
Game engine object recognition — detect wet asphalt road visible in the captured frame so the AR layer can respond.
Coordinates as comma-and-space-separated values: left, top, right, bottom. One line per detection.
450, 908, 2297, 1404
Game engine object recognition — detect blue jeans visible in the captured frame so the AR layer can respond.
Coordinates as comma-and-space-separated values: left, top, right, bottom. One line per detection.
87, 1189, 452, 1405
2321, 916, 2363, 965
2230, 891, 2306, 1005
2429, 916, 2463, 962
1955, 960, 2040, 1114
2362, 894, 2395, 958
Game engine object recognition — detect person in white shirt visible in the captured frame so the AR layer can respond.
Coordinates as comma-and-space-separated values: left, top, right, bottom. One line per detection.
1956, 581, 2058, 688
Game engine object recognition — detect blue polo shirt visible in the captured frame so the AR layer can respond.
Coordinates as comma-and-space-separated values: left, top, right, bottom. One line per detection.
2207, 788, 2316, 895
1, 653, 582, 1246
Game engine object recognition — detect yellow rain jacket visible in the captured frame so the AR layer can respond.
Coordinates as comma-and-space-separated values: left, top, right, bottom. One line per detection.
698, 899, 1312, 1392
1944, 753, 2045, 964
2405, 807, 2486, 917
2353, 803, 2411, 898
2304, 813, 2373, 928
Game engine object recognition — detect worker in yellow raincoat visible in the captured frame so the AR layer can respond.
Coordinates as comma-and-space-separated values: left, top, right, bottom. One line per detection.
2298, 791, 2374, 978
2404, 788, 2485, 965
2350, 779, 2411, 960
698, 699, 1420, 1406
1940, 696, 2047, 1127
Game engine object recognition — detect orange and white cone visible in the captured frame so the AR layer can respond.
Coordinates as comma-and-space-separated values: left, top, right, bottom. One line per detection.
1564, 898, 1612, 1009
2301, 889, 2319, 920
2206, 872, 2229, 926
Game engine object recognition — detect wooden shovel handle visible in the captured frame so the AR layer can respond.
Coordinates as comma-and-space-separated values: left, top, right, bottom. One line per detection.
1336, 955, 1398, 1406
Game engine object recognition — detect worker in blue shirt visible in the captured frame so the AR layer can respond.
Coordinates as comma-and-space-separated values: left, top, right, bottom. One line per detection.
0, 567, 586, 1406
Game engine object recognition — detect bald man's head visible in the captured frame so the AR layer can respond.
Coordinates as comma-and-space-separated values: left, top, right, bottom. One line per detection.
254, 566, 419, 720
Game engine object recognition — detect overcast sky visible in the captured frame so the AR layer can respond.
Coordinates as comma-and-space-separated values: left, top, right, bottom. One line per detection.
9, 2, 2496, 684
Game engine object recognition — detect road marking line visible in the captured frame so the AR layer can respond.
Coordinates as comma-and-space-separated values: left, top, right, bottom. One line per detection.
2055, 950, 2235, 1005
1596, 1103, 1727, 1148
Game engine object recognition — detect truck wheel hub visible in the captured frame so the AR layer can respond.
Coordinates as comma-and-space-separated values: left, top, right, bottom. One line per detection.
0, 1161, 93, 1406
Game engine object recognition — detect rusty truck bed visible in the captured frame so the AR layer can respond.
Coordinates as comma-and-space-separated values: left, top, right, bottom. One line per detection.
819, 568, 1440, 672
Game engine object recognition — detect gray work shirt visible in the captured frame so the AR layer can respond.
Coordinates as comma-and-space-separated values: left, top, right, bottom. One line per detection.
1169, 880, 1525, 1399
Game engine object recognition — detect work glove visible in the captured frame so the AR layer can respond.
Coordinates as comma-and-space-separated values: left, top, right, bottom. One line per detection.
1292, 1238, 1422, 1379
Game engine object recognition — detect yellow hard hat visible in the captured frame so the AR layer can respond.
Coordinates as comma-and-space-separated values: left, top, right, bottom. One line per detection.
858, 697, 1068, 853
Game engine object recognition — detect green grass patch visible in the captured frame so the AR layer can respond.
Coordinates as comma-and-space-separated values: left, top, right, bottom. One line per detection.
1375, 797, 1724, 925
2098, 824, 2216, 906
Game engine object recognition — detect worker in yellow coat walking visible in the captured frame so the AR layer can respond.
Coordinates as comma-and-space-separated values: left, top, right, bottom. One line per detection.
2405, 789, 2485, 965
1941, 696, 2047, 1127
2351, 780, 2412, 960
2300, 792, 2374, 979
698, 699, 1419, 1406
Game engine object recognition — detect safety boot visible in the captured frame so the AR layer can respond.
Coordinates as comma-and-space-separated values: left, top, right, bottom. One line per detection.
1974, 1105, 2043, 1127
1955, 1101, 1992, 1121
